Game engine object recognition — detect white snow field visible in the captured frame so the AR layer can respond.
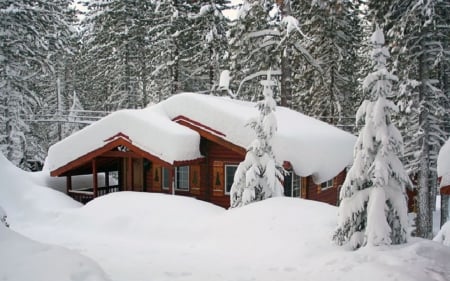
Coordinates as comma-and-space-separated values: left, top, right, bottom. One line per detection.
0, 154, 109, 281
1, 154, 450, 281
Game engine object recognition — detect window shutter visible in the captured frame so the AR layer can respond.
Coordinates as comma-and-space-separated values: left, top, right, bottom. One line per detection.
190, 165, 201, 195
212, 161, 224, 196
152, 164, 161, 191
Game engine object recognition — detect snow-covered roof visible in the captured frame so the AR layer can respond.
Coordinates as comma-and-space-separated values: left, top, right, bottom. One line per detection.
45, 93, 356, 183
438, 138, 450, 187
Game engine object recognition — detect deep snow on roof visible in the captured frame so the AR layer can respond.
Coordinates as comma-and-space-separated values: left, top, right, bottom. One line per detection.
45, 93, 356, 183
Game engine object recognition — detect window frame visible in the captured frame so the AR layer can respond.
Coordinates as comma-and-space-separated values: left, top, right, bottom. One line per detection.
224, 164, 239, 195
175, 166, 190, 191
284, 171, 301, 197
320, 179, 334, 190
292, 173, 301, 197
161, 167, 170, 190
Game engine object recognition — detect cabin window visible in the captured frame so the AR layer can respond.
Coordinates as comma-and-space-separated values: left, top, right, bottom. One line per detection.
175, 166, 189, 191
284, 171, 301, 197
162, 167, 170, 190
225, 165, 238, 194
321, 179, 334, 190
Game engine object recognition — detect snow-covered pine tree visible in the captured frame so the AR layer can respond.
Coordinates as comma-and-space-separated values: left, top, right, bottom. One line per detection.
230, 72, 284, 208
275, 0, 319, 109
293, 0, 362, 130
0, 0, 76, 168
228, 0, 315, 106
228, 0, 276, 101
187, 0, 230, 94
333, 27, 410, 249
387, 0, 449, 238
79, 0, 152, 110
28, 3, 79, 164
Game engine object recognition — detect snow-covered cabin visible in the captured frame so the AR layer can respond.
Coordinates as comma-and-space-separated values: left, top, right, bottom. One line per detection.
438, 139, 450, 226
45, 93, 356, 208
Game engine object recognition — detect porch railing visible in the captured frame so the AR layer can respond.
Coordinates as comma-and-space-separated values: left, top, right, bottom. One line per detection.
68, 185, 120, 204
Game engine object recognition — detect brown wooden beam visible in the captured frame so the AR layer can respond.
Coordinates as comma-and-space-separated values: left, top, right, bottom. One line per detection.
100, 151, 141, 158
174, 116, 246, 156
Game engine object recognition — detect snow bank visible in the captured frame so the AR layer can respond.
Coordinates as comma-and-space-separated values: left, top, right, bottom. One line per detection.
0, 153, 80, 221
52, 192, 224, 240
434, 221, 450, 246
0, 225, 110, 281
438, 138, 450, 186
12, 192, 450, 281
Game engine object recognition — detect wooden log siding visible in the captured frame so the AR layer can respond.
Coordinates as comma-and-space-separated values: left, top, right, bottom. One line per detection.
204, 138, 245, 208
306, 170, 347, 206
442, 185, 450, 195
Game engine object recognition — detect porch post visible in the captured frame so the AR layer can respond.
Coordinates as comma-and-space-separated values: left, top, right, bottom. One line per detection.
105, 171, 110, 188
127, 156, 133, 191
66, 175, 72, 194
92, 158, 98, 197
170, 166, 175, 195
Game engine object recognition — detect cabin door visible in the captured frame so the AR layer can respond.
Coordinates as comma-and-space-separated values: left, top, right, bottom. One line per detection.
122, 158, 144, 192
132, 158, 144, 192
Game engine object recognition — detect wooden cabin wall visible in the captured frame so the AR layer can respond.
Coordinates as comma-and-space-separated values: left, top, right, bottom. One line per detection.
141, 140, 350, 210
203, 139, 244, 208
305, 170, 347, 206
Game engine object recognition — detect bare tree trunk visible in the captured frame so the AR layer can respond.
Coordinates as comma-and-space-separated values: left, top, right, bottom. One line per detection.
442, 194, 449, 227
278, 0, 292, 108
416, 47, 433, 238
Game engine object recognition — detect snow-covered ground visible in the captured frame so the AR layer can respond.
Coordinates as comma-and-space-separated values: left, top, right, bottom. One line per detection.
434, 221, 450, 247
1, 154, 450, 281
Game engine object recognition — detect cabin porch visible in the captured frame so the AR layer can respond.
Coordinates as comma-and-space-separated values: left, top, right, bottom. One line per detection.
63, 155, 177, 204
49, 134, 185, 204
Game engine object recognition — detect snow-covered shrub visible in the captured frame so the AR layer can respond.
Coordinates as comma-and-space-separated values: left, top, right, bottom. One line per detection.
434, 221, 450, 247
0, 206, 9, 227
332, 27, 410, 249
230, 73, 284, 208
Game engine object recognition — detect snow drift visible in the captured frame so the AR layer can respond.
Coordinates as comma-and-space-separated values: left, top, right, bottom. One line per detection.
0, 153, 80, 221
0, 224, 110, 281
2, 155, 449, 281
434, 221, 450, 247
0, 154, 109, 281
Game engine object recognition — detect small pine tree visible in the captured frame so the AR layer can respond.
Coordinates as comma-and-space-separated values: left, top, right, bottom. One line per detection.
332, 27, 410, 249
229, 72, 284, 208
